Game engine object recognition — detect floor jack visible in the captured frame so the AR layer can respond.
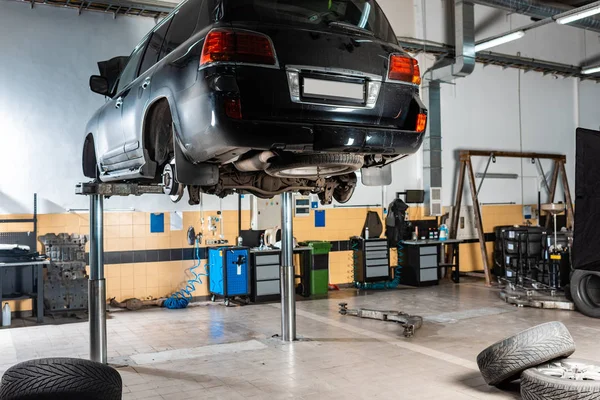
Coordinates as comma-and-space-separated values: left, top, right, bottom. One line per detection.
338, 303, 423, 338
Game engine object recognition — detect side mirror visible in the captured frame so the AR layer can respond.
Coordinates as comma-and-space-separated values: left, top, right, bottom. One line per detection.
89, 75, 110, 96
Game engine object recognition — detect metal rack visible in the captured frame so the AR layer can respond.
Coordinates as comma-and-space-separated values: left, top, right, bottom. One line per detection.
0, 194, 44, 323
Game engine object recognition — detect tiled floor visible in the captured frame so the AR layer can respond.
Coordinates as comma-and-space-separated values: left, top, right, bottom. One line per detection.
1, 279, 598, 399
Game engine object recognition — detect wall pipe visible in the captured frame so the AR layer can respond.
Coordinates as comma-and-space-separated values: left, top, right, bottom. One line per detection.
470, 0, 600, 33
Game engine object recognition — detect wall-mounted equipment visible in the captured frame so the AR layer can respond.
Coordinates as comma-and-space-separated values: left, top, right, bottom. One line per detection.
397, 190, 425, 204
294, 195, 311, 217
426, 187, 443, 216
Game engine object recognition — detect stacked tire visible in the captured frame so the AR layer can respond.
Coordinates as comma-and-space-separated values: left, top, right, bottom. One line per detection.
477, 321, 600, 399
0, 358, 122, 400
571, 270, 600, 319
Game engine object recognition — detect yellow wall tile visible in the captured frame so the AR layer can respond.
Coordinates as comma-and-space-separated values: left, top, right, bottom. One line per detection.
132, 212, 147, 225
119, 225, 133, 238
120, 264, 134, 277
104, 213, 120, 226
133, 238, 146, 250
119, 213, 133, 225
118, 238, 133, 251
120, 275, 134, 290
133, 224, 147, 238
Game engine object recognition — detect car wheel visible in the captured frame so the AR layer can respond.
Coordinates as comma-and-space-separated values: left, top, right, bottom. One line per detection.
571, 269, 600, 318
161, 162, 184, 203
476, 321, 576, 386
266, 154, 363, 179
0, 358, 122, 400
521, 358, 600, 400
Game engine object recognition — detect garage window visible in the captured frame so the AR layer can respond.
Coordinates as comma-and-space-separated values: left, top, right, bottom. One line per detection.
115, 39, 148, 94
223, 0, 397, 43
161, 0, 203, 57
138, 17, 173, 77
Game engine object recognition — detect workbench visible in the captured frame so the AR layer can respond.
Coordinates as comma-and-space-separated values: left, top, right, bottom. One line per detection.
0, 260, 48, 323
399, 239, 462, 286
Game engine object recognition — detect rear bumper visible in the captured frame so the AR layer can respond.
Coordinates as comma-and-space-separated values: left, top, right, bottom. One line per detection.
174, 66, 426, 162
215, 117, 426, 154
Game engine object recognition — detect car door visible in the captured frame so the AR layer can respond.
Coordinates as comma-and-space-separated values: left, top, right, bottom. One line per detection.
99, 38, 149, 169
121, 17, 173, 161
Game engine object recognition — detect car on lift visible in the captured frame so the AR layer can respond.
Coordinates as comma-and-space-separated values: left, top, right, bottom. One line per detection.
83, 0, 427, 205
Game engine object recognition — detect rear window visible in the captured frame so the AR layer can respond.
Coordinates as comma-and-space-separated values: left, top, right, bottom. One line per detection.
223, 0, 397, 43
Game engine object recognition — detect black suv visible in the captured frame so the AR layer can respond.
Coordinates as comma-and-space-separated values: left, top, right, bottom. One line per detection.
84, 0, 427, 204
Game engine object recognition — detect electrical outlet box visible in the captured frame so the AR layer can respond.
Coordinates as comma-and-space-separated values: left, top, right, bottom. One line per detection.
294, 195, 311, 217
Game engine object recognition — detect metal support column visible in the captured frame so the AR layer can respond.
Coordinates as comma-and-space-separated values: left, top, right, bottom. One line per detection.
280, 192, 296, 342
89, 194, 107, 364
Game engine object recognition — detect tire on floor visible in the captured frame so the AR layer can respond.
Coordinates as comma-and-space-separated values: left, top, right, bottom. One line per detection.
521, 358, 600, 400
476, 321, 575, 386
571, 269, 600, 318
0, 357, 122, 400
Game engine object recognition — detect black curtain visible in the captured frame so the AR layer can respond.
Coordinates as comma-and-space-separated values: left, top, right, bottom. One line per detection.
573, 128, 600, 271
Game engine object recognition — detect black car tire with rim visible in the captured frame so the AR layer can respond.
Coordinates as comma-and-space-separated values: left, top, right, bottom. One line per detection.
521, 358, 600, 400
0, 358, 122, 400
266, 154, 363, 179
571, 269, 600, 318
476, 321, 576, 386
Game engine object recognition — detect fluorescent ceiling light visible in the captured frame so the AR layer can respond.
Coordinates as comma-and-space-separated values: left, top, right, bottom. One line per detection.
582, 65, 600, 75
557, 6, 600, 25
475, 31, 526, 52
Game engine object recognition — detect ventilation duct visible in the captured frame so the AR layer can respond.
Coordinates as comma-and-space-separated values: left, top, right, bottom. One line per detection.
422, 0, 476, 215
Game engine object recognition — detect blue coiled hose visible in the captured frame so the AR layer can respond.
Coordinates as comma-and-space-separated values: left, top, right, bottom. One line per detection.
354, 241, 404, 290
163, 239, 208, 309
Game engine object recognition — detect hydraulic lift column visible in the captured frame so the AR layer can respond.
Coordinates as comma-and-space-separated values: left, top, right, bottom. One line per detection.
280, 192, 296, 341
89, 193, 107, 364
76, 182, 170, 364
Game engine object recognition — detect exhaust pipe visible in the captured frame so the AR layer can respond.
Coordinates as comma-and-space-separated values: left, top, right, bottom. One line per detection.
234, 151, 276, 172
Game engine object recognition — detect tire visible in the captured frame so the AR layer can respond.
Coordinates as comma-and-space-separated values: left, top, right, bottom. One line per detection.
266, 154, 363, 179
521, 358, 600, 400
0, 358, 122, 400
476, 321, 576, 386
571, 269, 600, 318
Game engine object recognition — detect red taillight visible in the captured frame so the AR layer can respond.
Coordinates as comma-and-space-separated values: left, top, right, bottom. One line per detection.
201, 29, 276, 66
416, 113, 427, 133
389, 55, 421, 85
225, 97, 242, 119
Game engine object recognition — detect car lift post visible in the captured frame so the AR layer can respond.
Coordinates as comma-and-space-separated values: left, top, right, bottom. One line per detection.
89, 193, 107, 364
76, 182, 164, 364
280, 192, 296, 341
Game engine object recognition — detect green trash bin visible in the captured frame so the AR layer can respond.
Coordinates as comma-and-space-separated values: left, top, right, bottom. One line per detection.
306, 241, 332, 296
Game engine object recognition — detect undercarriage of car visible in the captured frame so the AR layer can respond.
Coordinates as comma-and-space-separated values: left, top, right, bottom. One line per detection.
162, 150, 401, 206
